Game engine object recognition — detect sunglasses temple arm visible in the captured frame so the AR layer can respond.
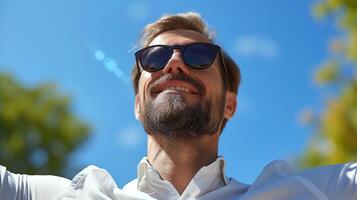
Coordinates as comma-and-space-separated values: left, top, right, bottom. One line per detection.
219, 51, 232, 90
135, 59, 142, 83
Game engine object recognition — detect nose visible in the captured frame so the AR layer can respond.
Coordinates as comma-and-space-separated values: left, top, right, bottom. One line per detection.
162, 50, 190, 75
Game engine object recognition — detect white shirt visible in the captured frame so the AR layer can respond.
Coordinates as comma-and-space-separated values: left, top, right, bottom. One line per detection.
1, 157, 357, 200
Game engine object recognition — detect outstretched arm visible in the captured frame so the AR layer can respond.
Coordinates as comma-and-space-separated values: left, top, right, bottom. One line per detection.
0, 165, 70, 200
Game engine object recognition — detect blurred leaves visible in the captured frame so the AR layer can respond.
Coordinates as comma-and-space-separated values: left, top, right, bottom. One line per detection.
0, 72, 91, 176
314, 61, 340, 85
299, 0, 357, 168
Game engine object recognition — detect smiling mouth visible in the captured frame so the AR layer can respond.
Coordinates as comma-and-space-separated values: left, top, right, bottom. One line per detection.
159, 86, 195, 94
154, 81, 201, 96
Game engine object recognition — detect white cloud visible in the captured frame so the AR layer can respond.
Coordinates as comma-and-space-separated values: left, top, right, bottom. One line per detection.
116, 125, 145, 148
234, 36, 279, 59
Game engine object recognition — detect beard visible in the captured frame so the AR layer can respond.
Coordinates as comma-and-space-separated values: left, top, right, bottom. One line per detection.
139, 74, 226, 142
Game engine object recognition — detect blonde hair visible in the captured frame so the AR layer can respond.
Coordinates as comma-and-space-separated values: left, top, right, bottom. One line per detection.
138, 12, 215, 47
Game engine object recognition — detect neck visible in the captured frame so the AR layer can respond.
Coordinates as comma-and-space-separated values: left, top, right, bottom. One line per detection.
147, 133, 219, 194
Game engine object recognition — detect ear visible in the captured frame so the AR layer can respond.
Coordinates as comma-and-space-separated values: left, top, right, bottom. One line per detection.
134, 94, 141, 121
224, 91, 237, 120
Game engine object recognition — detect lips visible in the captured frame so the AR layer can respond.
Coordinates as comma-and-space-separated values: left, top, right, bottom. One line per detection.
161, 86, 190, 93
148, 73, 204, 97
154, 80, 201, 95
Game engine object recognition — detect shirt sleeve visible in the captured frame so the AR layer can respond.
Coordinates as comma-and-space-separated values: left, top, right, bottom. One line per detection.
299, 162, 357, 200
333, 162, 357, 199
0, 165, 71, 200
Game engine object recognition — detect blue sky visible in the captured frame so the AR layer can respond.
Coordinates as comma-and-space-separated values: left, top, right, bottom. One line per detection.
1, 0, 337, 186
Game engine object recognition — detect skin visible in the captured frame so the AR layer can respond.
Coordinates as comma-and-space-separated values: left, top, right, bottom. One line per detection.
135, 29, 237, 194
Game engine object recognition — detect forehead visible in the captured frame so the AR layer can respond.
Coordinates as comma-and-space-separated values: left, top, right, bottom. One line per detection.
149, 29, 211, 46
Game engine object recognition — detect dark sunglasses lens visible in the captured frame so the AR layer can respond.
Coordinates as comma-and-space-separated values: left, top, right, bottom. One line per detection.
184, 44, 217, 69
140, 46, 170, 71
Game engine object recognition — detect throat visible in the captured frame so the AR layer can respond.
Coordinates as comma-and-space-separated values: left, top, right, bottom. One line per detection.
147, 134, 219, 194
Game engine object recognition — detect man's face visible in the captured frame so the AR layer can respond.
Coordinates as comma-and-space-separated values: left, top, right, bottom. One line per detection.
135, 29, 232, 141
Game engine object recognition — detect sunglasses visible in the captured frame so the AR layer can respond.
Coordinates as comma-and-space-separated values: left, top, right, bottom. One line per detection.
135, 42, 231, 86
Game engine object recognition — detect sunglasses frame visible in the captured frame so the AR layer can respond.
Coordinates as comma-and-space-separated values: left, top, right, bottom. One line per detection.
135, 42, 232, 89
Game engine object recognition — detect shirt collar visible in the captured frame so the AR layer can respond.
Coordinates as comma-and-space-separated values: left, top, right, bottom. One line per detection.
135, 156, 230, 198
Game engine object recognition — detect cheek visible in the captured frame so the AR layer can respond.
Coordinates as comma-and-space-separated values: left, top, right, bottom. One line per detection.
201, 72, 225, 101
137, 78, 148, 103
141, 70, 162, 79
138, 72, 159, 101
141, 71, 152, 79
204, 70, 224, 91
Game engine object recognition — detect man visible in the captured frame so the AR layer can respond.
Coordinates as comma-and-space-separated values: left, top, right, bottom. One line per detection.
1, 12, 356, 200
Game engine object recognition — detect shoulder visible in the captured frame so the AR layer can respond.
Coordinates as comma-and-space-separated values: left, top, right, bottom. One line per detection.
123, 178, 138, 192
245, 160, 357, 199
53, 165, 119, 199
298, 162, 357, 199
256, 159, 357, 186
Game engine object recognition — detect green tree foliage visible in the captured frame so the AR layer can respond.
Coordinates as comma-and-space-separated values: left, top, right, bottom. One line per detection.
0, 72, 91, 176
299, 0, 357, 167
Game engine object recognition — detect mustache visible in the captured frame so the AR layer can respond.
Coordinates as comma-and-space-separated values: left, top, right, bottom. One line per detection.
149, 73, 204, 94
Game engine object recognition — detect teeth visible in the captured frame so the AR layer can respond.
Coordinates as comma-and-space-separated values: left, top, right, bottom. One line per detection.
162, 86, 190, 92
